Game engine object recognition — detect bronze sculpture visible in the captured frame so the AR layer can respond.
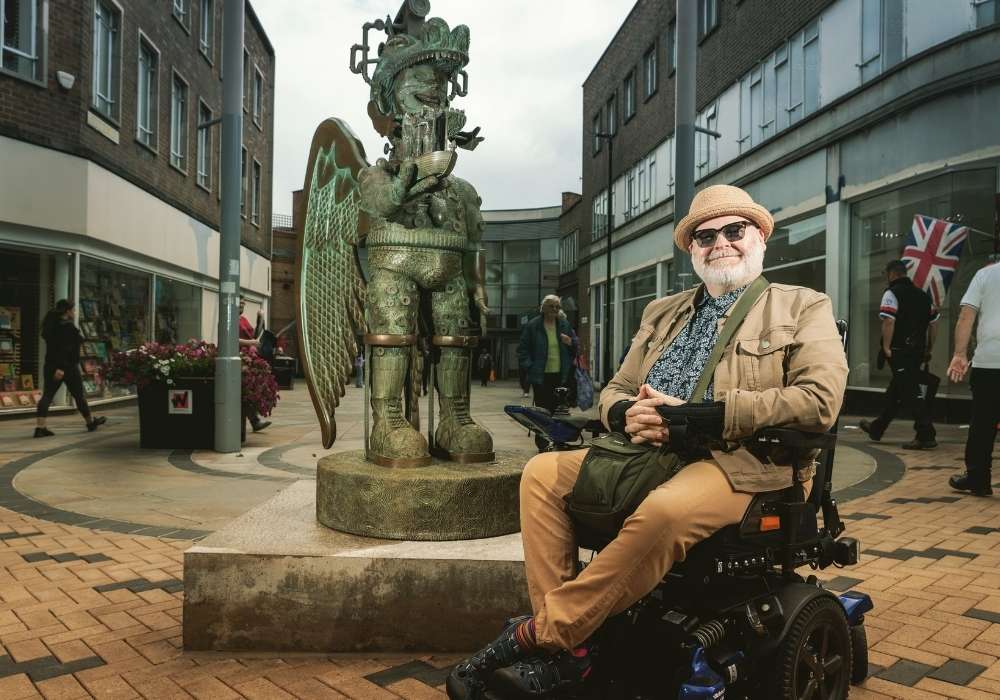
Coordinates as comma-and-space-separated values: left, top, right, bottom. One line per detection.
297, 0, 492, 468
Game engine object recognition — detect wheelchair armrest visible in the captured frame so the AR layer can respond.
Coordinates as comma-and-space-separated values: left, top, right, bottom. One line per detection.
751, 428, 836, 451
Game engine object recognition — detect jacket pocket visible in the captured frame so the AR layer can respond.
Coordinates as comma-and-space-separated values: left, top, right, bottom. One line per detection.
736, 327, 796, 391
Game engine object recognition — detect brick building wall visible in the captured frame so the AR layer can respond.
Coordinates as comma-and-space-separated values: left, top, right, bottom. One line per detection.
0, 0, 275, 258
581, 0, 834, 242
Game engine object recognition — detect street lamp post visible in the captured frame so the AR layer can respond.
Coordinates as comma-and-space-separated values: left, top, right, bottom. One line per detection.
594, 131, 614, 386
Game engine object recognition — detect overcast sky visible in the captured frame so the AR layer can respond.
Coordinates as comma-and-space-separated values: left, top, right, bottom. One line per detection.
248, 0, 635, 216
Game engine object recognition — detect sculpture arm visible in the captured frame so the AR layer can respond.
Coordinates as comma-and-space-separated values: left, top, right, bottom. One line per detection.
358, 158, 439, 219
459, 181, 489, 329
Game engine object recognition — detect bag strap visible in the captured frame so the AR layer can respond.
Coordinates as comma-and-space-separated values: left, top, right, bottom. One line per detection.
690, 276, 770, 403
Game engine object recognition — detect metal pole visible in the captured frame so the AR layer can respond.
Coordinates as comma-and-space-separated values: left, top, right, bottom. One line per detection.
603, 137, 614, 386
214, 0, 245, 453
674, 0, 697, 291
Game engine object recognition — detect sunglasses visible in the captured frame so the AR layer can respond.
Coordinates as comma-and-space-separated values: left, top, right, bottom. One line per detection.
692, 221, 752, 248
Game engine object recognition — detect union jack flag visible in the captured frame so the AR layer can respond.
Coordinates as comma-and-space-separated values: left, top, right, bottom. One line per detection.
900, 215, 969, 308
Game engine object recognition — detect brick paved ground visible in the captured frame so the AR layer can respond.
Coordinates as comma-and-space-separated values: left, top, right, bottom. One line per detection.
0, 398, 995, 697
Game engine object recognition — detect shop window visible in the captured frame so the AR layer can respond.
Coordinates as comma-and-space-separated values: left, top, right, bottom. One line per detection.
763, 213, 826, 291
643, 43, 657, 98
92, 0, 121, 123
253, 67, 264, 126
79, 259, 151, 399
847, 169, 996, 395
197, 101, 212, 190
199, 0, 213, 60
623, 70, 636, 121
136, 36, 158, 150
0, 248, 44, 412
620, 266, 657, 353
2, 0, 45, 83
170, 72, 189, 171
155, 277, 201, 345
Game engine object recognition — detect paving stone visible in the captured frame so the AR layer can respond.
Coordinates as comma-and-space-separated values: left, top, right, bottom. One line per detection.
927, 659, 988, 686
876, 659, 938, 686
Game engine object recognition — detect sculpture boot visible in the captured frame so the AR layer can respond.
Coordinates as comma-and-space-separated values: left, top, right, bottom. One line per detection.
370, 347, 430, 467
434, 348, 494, 462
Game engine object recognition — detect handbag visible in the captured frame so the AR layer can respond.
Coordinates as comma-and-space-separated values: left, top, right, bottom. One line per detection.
564, 277, 770, 544
575, 359, 594, 411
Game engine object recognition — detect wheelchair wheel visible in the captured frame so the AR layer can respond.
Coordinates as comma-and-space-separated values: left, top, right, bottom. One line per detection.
771, 596, 852, 700
850, 624, 869, 684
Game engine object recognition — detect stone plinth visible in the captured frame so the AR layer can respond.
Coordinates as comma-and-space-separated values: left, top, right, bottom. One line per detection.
183, 481, 532, 653
316, 449, 527, 540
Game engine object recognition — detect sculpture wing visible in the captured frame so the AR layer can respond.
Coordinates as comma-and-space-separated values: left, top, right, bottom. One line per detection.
296, 118, 370, 449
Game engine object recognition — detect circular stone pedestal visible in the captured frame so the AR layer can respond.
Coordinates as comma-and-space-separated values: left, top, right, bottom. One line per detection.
316, 449, 531, 540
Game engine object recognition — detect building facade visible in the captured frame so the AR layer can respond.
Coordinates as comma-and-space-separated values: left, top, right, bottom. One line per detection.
481, 206, 562, 379
0, 0, 275, 413
582, 0, 999, 418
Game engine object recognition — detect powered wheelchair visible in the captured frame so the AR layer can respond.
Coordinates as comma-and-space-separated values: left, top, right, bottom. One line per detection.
498, 323, 873, 700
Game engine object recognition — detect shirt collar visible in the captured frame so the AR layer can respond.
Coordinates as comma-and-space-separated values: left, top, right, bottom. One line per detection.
695, 283, 749, 311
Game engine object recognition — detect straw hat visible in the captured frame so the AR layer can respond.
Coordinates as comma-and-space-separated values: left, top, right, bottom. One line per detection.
674, 184, 774, 250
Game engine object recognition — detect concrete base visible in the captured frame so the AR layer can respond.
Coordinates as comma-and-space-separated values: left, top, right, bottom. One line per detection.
183, 480, 532, 653
316, 449, 529, 540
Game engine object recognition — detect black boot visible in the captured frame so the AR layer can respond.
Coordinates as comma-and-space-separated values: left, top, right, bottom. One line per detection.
447, 616, 533, 700
858, 419, 882, 442
34, 427, 54, 438
491, 649, 592, 697
949, 472, 993, 497
86, 416, 107, 432
250, 417, 271, 432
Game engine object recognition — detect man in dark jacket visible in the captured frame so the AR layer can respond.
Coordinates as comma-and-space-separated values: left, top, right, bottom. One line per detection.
517, 295, 577, 412
860, 259, 938, 448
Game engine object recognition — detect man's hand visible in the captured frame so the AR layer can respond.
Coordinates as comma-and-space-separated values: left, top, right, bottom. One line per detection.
882, 346, 892, 359
53, 369, 64, 381
623, 384, 684, 446
947, 354, 970, 383
559, 333, 572, 347
391, 158, 440, 205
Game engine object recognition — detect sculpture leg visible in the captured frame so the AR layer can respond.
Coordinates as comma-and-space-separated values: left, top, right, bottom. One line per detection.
431, 282, 494, 463
366, 268, 430, 467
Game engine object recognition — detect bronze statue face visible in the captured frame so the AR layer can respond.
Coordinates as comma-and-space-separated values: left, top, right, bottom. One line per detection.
393, 64, 448, 116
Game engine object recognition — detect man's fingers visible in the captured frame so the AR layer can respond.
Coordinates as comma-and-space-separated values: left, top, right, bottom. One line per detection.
406, 176, 439, 199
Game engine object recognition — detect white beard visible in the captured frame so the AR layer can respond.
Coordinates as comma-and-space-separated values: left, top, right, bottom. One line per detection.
692, 237, 766, 290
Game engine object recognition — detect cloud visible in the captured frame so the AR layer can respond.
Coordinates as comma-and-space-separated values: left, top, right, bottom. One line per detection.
248, 0, 634, 214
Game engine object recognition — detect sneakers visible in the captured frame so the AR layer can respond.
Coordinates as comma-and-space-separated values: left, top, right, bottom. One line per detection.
446, 616, 534, 700
521, 392, 531, 399
901, 439, 937, 450
858, 419, 881, 442
33, 427, 54, 438
86, 416, 107, 432
949, 473, 993, 497
491, 648, 592, 697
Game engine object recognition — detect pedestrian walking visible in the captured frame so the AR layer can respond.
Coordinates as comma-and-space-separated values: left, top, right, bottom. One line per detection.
477, 350, 492, 387
354, 353, 364, 388
947, 261, 1000, 496
859, 259, 938, 449
517, 295, 578, 413
238, 296, 271, 432
33, 299, 106, 437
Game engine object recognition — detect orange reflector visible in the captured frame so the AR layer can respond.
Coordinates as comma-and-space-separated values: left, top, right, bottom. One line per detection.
760, 516, 781, 532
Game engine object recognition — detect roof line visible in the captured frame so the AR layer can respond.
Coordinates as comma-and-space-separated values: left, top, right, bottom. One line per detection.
246, 1, 275, 56
582, 0, 643, 86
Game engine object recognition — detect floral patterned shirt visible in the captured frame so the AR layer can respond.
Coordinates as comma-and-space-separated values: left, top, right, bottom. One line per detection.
645, 285, 748, 402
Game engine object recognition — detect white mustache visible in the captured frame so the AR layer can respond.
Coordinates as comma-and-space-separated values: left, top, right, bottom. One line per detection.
707, 252, 742, 262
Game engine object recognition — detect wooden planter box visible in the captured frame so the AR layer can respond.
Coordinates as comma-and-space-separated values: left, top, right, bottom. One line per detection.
137, 378, 218, 450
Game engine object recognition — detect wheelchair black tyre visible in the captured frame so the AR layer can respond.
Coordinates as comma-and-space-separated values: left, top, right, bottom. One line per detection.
770, 596, 852, 700
850, 624, 869, 685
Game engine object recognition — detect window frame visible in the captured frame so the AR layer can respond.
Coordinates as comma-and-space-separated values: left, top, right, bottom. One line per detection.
0, 0, 47, 85
242, 47, 250, 112
196, 99, 212, 192
643, 41, 658, 100
135, 30, 160, 153
169, 69, 190, 174
91, 0, 123, 125
252, 65, 264, 128
240, 145, 248, 218
592, 111, 602, 155
172, 0, 190, 32
198, 0, 213, 63
606, 92, 618, 137
251, 158, 262, 226
697, 0, 719, 40
623, 68, 636, 122
666, 20, 677, 75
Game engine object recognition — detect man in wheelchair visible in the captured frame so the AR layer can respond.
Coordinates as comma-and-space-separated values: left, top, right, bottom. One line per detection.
448, 185, 866, 699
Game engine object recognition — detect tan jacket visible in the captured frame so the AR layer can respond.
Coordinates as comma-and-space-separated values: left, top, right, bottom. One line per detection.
599, 283, 848, 493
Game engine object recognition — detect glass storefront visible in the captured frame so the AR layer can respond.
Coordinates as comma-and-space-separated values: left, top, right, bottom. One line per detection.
848, 169, 996, 395
763, 213, 826, 291
79, 258, 151, 398
620, 266, 657, 353
155, 276, 202, 344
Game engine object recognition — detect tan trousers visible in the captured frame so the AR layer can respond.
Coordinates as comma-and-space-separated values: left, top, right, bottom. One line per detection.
520, 448, 755, 651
